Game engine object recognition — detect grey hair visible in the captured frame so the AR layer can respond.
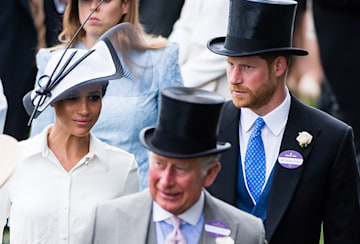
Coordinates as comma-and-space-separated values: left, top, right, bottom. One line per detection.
147, 151, 220, 176
198, 154, 221, 175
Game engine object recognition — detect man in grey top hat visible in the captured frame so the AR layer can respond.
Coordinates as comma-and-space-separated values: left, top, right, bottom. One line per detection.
91, 87, 266, 244
206, 0, 360, 243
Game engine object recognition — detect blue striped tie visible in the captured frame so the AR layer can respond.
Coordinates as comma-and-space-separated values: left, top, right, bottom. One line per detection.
244, 117, 266, 203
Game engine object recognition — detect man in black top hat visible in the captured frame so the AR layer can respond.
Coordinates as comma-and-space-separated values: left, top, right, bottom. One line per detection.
206, 0, 360, 243
91, 87, 266, 244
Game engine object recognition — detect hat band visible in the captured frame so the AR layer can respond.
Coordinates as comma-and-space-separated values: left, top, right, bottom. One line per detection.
151, 130, 217, 155
224, 35, 291, 53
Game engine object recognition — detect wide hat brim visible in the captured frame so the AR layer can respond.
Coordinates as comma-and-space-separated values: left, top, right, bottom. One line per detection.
140, 127, 231, 159
208, 37, 308, 57
0, 134, 18, 187
23, 22, 149, 125
23, 78, 110, 119
23, 40, 122, 120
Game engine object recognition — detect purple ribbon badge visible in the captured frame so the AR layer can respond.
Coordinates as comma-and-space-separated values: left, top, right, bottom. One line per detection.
278, 150, 303, 169
204, 220, 231, 237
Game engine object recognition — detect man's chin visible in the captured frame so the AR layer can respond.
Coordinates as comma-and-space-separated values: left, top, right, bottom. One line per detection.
231, 98, 249, 108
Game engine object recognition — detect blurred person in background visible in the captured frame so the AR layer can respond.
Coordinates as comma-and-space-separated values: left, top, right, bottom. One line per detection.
290, 0, 360, 162
0, 80, 7, 133
0, 0, 38, 140
169, 0, 231, 100
0, 0, 69, 141
306, 0, 360, 162
43, 0, 69, 46
138, 0, 184, 37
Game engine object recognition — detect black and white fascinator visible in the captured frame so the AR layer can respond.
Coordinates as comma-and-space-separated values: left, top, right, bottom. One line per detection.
23, 0, 152, 125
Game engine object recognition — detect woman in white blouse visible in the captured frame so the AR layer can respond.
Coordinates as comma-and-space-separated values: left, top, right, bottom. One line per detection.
0, 31, 140, 244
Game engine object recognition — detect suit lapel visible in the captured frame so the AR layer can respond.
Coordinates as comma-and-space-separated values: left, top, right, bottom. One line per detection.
199, 192, 218, 243
265, 95, 319, 240
214, 101, 241, 204
146, 214, 157, 244
124, 190, 155, 243
199, 191, 239, 243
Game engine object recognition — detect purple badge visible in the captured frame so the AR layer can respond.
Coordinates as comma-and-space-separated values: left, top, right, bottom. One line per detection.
204, 219, 231, 237
278, 150, 303, 169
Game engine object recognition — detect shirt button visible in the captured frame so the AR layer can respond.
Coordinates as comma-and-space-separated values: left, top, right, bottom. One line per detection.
62, 236, 67, 240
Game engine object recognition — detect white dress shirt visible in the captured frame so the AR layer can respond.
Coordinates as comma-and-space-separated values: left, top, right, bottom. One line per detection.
53, 0, 67, 14
239, 91, 291, 202
0, 186, 8, 242
0, 126, 140, 244
153, 191, 204, 243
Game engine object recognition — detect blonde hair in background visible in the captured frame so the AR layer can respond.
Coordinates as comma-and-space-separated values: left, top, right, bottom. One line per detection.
29, 0, 46, 50
59, 0, 167, 49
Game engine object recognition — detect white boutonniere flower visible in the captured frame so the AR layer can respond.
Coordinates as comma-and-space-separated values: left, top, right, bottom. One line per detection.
215, 236, 235, 244
296, 131, 313, 148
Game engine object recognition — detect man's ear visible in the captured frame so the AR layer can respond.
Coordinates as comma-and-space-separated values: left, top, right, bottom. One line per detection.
204, 162, 221, 187
274, 56, 287, 77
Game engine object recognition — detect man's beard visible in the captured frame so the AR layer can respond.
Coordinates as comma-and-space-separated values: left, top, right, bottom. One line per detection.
230, 80, 277, 110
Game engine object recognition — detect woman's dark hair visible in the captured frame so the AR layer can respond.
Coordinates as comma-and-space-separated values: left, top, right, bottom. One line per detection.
101, 82, 108, 97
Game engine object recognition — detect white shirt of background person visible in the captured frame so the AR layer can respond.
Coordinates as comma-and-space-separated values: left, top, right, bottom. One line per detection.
0, 79, 8, 133
53, 0, 68, 14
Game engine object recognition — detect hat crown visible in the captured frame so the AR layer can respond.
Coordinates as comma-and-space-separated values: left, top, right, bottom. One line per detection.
227, 0, 296, 46
208, 0, 308, 57
140, 87, 231, 158
158, 87, 224, 143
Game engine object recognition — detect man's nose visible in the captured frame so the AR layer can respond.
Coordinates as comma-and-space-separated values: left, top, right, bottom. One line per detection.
159, 167, 175, 187
228, 67, 242, 85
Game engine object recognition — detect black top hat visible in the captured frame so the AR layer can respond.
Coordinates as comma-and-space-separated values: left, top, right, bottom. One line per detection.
208, 0, 308, 57
139, 87, 231, 158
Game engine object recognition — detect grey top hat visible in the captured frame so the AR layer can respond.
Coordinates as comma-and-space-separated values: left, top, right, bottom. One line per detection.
139, 87, 231, 158
208, 0, 308, 57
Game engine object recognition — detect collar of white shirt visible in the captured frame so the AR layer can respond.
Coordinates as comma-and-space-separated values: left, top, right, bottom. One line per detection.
21, 125, 110, 171
239, 89, 291, 183
53, 0, 67, 14
153, 190, 205, 226
240, 89, 291, 137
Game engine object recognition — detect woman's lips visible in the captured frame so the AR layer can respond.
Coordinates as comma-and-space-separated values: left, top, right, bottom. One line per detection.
74, 119, 91, 126
88, 17, 100, 24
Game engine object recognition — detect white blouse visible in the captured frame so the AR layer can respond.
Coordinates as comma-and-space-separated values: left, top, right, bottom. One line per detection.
0, 126, 139, 244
